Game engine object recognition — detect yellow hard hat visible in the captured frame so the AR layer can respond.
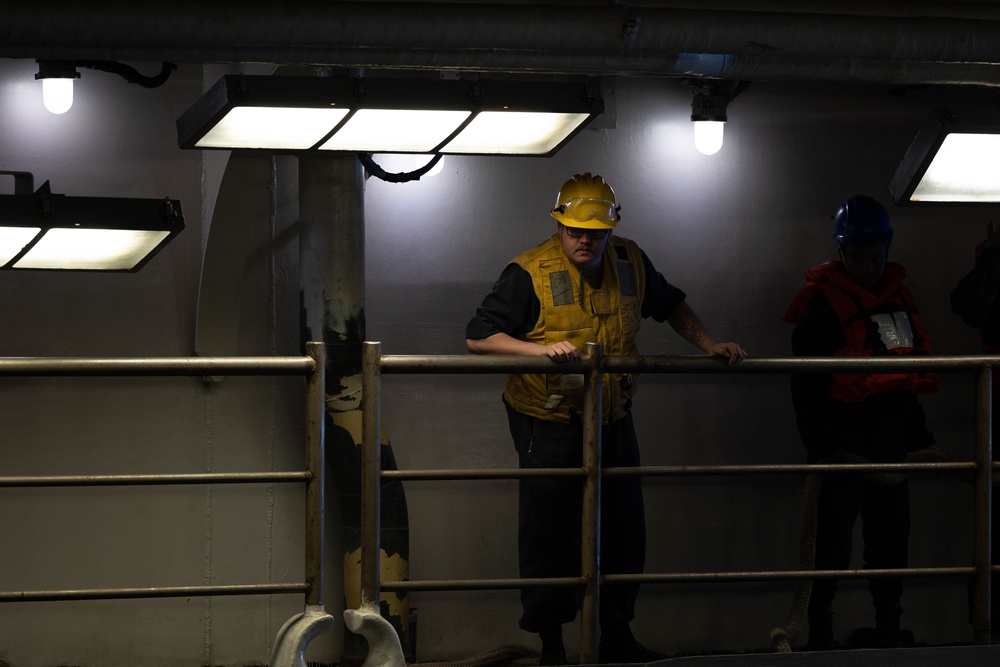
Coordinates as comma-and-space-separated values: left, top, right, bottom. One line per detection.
550, 173, 620, 230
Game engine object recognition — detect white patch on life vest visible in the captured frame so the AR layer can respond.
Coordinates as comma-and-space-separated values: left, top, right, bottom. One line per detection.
871, 312, 914, 350
559, 374, 585, 390
544, 394, 564, 409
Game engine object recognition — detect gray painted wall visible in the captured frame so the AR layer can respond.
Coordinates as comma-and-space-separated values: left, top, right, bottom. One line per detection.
0, 59, 997, 665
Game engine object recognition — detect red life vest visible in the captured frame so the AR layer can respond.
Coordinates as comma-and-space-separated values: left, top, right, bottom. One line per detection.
785, 261, 941, 403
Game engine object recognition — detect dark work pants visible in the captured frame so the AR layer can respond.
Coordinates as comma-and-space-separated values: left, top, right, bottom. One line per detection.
505, 401, 646, 635
808, 474, 910, 630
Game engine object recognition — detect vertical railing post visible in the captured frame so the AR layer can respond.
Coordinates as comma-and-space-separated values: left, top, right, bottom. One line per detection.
974, 363, 993, 644
361, 341, 383, 607
305, 341, 326, 608
579, 342, 603, 665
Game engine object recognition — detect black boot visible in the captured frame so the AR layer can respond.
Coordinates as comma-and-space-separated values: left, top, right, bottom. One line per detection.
599, 626, 665, 664
873, 611, 913, 649
539, 626, 567, 666
805, 622, 838, 651
805, 608, 838, 651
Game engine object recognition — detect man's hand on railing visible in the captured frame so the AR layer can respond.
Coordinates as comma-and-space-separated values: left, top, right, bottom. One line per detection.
544, 340, 581, 362
708, 341, 747, 366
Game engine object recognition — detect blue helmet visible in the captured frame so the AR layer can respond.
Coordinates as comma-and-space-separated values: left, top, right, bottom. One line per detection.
832, 195, 893, 246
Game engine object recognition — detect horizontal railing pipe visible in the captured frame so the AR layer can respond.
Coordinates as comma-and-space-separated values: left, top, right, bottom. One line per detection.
380, 576, 584, 592
380, 462, 980, 482
0, 471, 310, 487
0, 582, 310, 602
379, 565, 982, 593
0, 346, 325, 626
379, 353, 1000, 376
608, 354, 1000, 374
380, 354, 584, 374
0, 356, 315, 377
607, 461, 979, 477
381, 467, 585, 481
366, 346, 999, 650
607, 566, 976, 585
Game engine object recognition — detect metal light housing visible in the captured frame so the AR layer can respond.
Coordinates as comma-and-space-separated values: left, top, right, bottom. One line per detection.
0, 179, 184, 271
176, 75, 604, 156
889, 107, 1000, 204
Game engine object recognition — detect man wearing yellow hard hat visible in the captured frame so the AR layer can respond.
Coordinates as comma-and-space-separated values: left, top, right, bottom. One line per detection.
466, 173, 746, 664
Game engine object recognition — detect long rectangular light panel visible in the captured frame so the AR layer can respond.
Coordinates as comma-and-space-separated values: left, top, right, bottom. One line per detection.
890, 107, 1000, 204
319, 109, 472, 152
177, 75, 604, 156
198, 106, 351, 150
441, 111, 592, 155
0, 184, 184, 271
13, 228, 172, 270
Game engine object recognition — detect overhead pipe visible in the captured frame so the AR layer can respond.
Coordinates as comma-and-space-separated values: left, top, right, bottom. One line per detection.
3, 3, 1000, 61
6, 2, 1000, 86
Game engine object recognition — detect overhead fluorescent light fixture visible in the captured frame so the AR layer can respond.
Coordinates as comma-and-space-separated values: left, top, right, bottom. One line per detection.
176, 75, 603, 156
0, 180, 184, 271
889, 107, 1000, 204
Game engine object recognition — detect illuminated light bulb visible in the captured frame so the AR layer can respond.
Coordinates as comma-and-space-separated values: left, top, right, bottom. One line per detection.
42, 78, 74, 114
36, 61, 80, 115
414, 154, 445, 177
693, 120, 725, 156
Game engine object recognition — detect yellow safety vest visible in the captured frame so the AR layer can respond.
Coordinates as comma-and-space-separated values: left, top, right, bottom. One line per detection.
503, 234, 646, 423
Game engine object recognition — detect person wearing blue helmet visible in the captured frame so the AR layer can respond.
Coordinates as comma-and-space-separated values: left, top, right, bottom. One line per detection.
784, 195, 950, 650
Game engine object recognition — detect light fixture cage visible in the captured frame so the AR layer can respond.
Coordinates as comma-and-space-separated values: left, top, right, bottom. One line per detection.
0, 182, 184, 272
889, 107, 1000, 205
176, 75, 604, 156
691, 86, 728, 123
34, 59, 81, 82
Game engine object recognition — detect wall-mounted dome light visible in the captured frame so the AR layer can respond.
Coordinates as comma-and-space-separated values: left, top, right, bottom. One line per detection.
688, 80, 749, 157
35, 60, 80, 114
691, 84, 727, 156
35, 59, 176, 116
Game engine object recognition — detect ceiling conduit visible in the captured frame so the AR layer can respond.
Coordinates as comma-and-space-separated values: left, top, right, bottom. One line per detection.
5, 2, 1000, 86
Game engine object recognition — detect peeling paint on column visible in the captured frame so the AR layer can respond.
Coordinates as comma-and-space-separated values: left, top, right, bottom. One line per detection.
344, 548, 411, 624
323, 300, 367, 391
298, 154, 411, 665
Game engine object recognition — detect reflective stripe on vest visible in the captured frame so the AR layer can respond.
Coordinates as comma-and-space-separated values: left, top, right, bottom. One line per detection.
819, 281, 940, 402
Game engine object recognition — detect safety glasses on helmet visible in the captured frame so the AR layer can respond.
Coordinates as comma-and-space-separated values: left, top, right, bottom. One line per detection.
553, 198, 620, 225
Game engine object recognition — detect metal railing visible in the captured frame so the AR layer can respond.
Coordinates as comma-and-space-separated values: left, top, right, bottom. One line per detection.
0, 341, 327, 608
361, 341, 995, 662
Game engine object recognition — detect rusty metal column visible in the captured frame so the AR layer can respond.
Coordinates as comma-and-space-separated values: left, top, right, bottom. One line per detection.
361, 342, 382, 605
579, 342, 603, 665
973, 364, 993, 644
305, 341, 327, 607
299, 154, 410, 664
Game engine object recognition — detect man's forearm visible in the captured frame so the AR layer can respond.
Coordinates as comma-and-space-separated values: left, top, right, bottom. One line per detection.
667, 301, 717, 353
467, 332, 544, 356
